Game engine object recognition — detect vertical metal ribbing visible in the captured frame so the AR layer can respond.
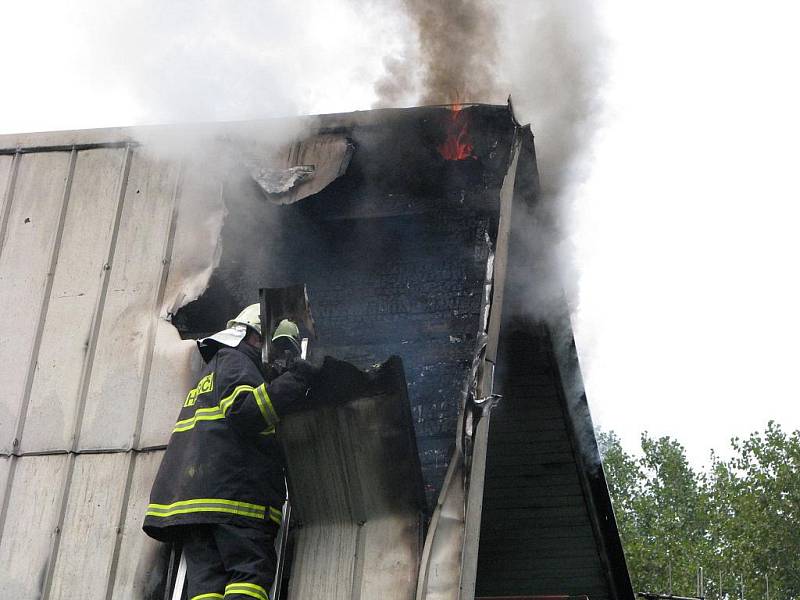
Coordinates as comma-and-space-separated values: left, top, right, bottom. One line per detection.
41, 145, 133, 600
104, 159, 185, 600
130, 159, 185, 451
0, 151, 21, 259
71, 144, 133, 451
15, 148, 78, 454
39, 452, 77, 600
0, 457, 19, 549
103, 451, 139, 600
0, 152, 22, 547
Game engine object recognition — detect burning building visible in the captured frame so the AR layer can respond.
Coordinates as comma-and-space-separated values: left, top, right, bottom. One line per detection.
0, 102, 631, 599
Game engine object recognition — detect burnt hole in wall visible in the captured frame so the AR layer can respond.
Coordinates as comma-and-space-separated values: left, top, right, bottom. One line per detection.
173, 105, 517, 506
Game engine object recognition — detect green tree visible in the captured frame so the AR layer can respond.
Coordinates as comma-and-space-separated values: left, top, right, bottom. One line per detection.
598, 426, 800, 599
708, 422, 800, 600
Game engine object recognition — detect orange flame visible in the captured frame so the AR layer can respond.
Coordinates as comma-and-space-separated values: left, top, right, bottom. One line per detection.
438, 104, 474, 161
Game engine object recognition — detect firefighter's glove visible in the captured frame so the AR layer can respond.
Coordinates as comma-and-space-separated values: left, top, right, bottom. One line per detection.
290, 357, 321, 385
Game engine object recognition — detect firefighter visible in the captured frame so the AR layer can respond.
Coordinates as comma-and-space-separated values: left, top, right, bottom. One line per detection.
143, 304, 314, 600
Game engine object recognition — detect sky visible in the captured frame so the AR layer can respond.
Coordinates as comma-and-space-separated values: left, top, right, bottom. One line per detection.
1, 0, 799, 467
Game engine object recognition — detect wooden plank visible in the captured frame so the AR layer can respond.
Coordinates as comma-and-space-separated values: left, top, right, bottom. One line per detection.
0, 152, 71, 453
482, 505, 589, 521
479, 555, 604, 574
489, 428, 573, 444
484, 462, 581, 478
79, 154, 180, 450
483, 483, 583, 499
48, 453, 129, 600
487, 438, 573, 455
479, 536, 599, 556
479, 522, 596, 542
481, 494, 587, 510
21, 148, 127, 453
487, 451, 575, 467
485, 469, 581, 485
477, 579, 609, 599
481, 513, 591, 533
490, 417, 567, 434
109, 451, 169, 600
0, 455, 70, 598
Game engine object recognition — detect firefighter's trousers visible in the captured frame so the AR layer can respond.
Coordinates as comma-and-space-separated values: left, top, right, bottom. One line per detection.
183, 522, 278, 600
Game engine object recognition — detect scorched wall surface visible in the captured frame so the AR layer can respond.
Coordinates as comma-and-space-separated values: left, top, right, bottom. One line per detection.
0, 105, 518, 598
0, 105, 632, 600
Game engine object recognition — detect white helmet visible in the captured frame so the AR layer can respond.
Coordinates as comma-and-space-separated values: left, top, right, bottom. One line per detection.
227, 303, 262, 335
197, 303, 262, 361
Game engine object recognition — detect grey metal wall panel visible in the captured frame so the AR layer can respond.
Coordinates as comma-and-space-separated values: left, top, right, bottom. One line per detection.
0, 152, 71, 453
78, 155, 180, 451
139, 165, 224, 449
290, 524, 359, 600
282, 358, 424, 600
49, 453, 129, 600
110, 450, 167, 600
0, 454, 70, 599
0, 456, 9, 509
138, 322, 198, 448
21, 148, 126, 454
360, 516, 421, 598
0, 154, 14, 232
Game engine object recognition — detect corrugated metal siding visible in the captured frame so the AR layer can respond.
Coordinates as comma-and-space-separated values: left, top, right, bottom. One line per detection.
0, 454, 70, 598
78, 156, 180, 451
0, 151, 72, 453
48, 453, 130, 599
110, 450, 169, 600
476, 323, 609, 599
0, 154, 15, 240
138, 162, 224, 450
0, 143, 189, 599
23, 148, 128, 454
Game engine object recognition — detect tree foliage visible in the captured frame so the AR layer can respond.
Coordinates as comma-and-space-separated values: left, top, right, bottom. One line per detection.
599, 422, 800, 600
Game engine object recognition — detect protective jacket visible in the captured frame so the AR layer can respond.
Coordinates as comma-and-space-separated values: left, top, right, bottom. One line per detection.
143, 342, 308, 542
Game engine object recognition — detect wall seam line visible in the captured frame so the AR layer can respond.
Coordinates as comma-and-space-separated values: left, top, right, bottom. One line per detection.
0, 151, 21, 259
0, 457, 19, 548
15, 148, 78, 453
40, 452, 77, 600
72, 144, 133, 451
103, 452, 139, 600
0, 153, 22, 544
41, 145, 133, 600
132, 159, 185, 449
105, 159, 184, 599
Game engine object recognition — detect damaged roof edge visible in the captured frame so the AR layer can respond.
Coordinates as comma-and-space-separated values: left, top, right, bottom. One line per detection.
547, 314, 635, 600
0, 102, 522, 153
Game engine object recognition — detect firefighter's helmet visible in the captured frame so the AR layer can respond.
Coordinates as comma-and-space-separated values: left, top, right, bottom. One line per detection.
272, 319, 301, 353
227, 303, 262, 336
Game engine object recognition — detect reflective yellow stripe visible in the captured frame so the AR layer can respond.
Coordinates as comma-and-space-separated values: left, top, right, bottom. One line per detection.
146, 498, 267, 520
259, 384, 280, 423
173, 385, 256, 433
269, 506, 282, 525
252, 384, 279, 428
149, 498, 267, 511
219, 384, 254, 415
191, 594, 224, 600
224, 582, 269, 600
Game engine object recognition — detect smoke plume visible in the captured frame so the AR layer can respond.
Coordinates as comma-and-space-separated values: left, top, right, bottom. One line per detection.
500, 0, 608, 319
373, 0, 500, 106
374, 0, 607, 319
